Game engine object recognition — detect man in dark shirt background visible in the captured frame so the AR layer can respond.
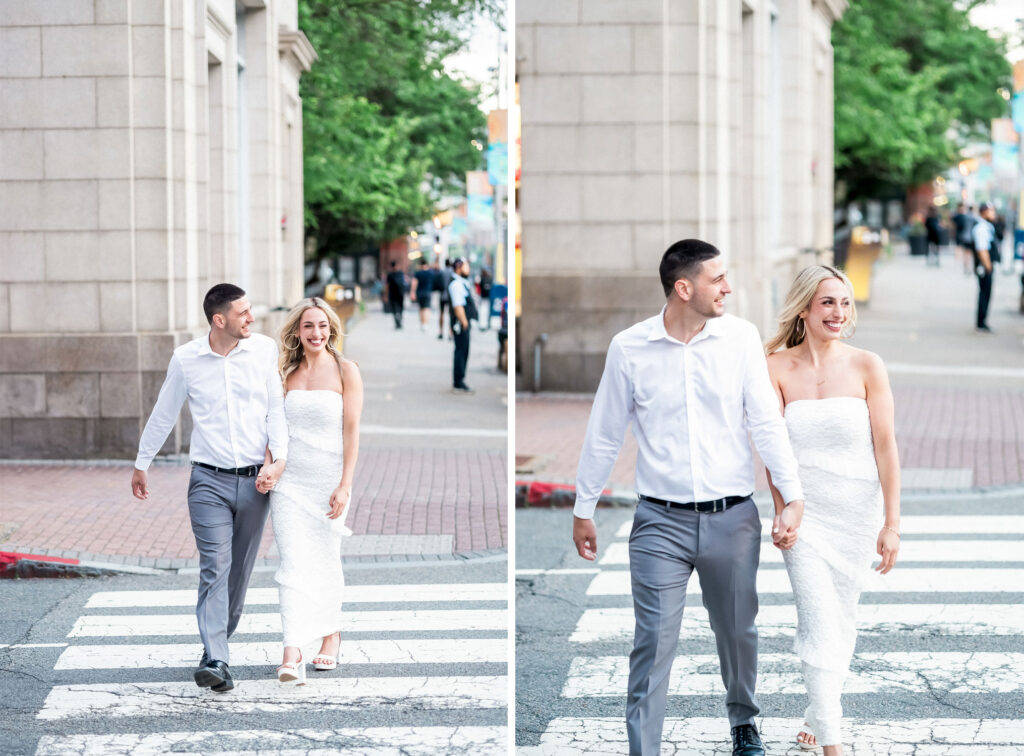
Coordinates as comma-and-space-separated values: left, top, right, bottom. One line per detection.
411, 258, 435, 332
385, 261, 407, 330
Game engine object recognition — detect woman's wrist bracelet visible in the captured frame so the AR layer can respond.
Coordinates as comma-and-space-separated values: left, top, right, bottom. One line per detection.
882, 525, 900, 538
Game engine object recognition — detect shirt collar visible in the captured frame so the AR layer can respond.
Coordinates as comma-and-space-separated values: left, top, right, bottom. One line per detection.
199, 332, 254, 357
647, 306, 722, 345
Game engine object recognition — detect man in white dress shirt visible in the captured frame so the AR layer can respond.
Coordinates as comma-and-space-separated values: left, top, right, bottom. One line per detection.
572, 240, 805, 756
131, 283, 287, 692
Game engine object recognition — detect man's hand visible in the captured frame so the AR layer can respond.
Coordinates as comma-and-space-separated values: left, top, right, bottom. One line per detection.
772, 500, 803, 550
131, 468, 149, 500
573, 516, 598, 561
255, 459, 285, 494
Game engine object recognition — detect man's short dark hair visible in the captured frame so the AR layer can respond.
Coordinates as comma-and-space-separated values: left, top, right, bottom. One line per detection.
659, 239, 720, 296
420, 258, 430, 267
203, 283, 246, 324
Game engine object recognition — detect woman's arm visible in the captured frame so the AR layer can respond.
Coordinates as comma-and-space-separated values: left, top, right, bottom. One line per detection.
863, 350, 901, 573
764, 355, 797, 549
328, 360, 364, 519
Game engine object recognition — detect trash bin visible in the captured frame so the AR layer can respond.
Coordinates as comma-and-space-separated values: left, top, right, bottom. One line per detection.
845, 226, 885, 304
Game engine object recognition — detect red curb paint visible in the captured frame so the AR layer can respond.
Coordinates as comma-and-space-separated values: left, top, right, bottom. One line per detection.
0, 552, 80, 567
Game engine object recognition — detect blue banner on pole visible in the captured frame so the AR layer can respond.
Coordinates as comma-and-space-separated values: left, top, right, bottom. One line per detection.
1013, 92, 1024, 133
487, 142, 508, 186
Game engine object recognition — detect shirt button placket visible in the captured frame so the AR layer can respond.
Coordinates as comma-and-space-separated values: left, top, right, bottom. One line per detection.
683, 347, 700, 502
224, 357, 240, 467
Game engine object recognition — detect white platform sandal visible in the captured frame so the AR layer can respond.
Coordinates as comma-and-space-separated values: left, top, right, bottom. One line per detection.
276, 653, 306, 685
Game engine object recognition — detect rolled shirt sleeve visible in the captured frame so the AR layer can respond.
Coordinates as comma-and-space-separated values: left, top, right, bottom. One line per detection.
134, 354, 187, 471
741, 328, 804, 503
574, 338, 635, 519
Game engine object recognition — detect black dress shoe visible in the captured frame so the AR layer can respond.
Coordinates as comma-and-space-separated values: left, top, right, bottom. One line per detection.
731, 724, 765, 756
198, 650, 209, 668
194, 660, 233, 692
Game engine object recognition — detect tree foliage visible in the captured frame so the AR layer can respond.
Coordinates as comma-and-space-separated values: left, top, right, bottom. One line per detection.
833, 0, 1011, 200
299, 0, 499, 258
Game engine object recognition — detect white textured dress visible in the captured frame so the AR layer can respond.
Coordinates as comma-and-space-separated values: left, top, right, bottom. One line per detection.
782, 397, 884, 745
270, 390, 352, 648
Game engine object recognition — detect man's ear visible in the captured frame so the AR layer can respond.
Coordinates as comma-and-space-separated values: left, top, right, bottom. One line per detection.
211, 312, 225, 329
674, 278, 690, 301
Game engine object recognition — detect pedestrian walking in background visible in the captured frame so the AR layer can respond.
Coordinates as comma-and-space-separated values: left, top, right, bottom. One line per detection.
478, 266, 493, 330
572, 239, 806, 756
261, 297, 363, 686
411, 258, 435, 332
385, 261, 408, 330
449, 257, 478, 394
436, 258, 455, 340
130, 283, 288, 694
952, 203, 976, 275
765, 266, 901, 755
925, 206, 943, 267
971, 203, 999, 333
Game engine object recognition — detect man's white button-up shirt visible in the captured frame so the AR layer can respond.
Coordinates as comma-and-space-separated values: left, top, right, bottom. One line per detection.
134, 332, 288, 471
574, 310, 803, 519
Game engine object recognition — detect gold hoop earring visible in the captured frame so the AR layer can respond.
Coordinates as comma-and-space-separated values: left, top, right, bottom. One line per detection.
284, 333, 301, 351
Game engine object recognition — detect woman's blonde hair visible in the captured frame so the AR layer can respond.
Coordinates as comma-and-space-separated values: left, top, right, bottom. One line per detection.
278, 297, 345, 389
765, 265, 857, 354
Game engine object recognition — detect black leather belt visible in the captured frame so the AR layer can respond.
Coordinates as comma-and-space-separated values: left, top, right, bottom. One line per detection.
638, 493, 750, 513
193, 462, 260, 477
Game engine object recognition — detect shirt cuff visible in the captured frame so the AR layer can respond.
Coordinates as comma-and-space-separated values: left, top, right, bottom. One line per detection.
775, 481, 804, 505
572, 498, 597, 520
134, 455, 152, 472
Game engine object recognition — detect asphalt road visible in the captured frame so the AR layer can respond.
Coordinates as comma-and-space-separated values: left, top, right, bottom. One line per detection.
515, 494, 1024, 754
0, 559, 508, 756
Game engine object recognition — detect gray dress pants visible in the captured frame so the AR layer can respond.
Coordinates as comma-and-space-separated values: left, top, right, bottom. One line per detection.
626, 498, 762, 755
187, 465, 270, 664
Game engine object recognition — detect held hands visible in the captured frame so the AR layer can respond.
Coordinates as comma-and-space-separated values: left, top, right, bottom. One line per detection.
573, 516, 598, 561
875, 526, 900, 573
131, 468, 149, 500
772, 500, 804, 550
255, 459, 285, 494
327, 485, 352, 520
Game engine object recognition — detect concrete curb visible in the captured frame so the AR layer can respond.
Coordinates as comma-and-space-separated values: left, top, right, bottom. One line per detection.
0, 547, 508, 579
515, 480, 1024, 509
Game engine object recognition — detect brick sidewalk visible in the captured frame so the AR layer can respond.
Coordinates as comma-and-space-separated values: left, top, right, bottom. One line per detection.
1, 302, 508, 567
516, 245, 1024, 500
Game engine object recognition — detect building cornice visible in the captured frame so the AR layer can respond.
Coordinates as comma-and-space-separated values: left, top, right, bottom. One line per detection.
815, 0, 849, 23
278, 28, 317, 72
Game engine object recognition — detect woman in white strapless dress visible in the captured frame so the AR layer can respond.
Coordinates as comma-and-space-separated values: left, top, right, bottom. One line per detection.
256, 297, 363, 684
764, 266, 901, 755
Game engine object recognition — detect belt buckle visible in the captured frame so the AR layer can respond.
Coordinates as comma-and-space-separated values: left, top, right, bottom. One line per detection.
712, 497, 725, 513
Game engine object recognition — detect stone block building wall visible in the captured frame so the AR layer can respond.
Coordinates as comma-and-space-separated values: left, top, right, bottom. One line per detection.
0, 0, 315, 458
517, 0, 846, 391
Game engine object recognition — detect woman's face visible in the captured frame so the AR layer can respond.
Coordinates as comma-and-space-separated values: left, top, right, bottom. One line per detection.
297, 307, 331, 353
800, 278, 851, 342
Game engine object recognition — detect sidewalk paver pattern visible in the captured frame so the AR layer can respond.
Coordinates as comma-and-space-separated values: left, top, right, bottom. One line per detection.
1, 303, 508, 565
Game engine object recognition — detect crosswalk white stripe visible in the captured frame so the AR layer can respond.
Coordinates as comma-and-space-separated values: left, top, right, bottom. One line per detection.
585, 567, 1024, 595
613, 516, 1024, 538
560, 652, 1024, 698
521, 718, 1024, 755
37, 676, 507, 720
598, 539, 1024, 565
568, 604, 1024, 642
68, 609, 508, 637
84, 583, 506, 609
35, 726, 508, 756
55, 638, 507, 669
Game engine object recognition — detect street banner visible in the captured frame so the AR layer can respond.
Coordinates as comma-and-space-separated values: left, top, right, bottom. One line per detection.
1013, 92, 1024, 134
467, 171, 493, 197
468, 194, 494, 226
488, 109, 508, 144
488, 142, 508, 186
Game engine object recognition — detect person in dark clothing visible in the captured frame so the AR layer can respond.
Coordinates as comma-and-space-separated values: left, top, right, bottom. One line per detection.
924, 206, 943, 267
411, 258, 435, 331
478, 267, 493, 330
385, 261, 407, 329
448, 257, 477, 393
435, 258, 455, 340
952, 203, 976, 275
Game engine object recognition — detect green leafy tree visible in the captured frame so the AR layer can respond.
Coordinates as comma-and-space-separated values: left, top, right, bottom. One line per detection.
299, 0, 499, 258
833, 0, 1011, 200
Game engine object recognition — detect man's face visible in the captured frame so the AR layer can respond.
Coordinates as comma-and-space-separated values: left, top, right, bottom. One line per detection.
684, 256, 731, 319
456, 261, 468, 276
216, 297, 254, 339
